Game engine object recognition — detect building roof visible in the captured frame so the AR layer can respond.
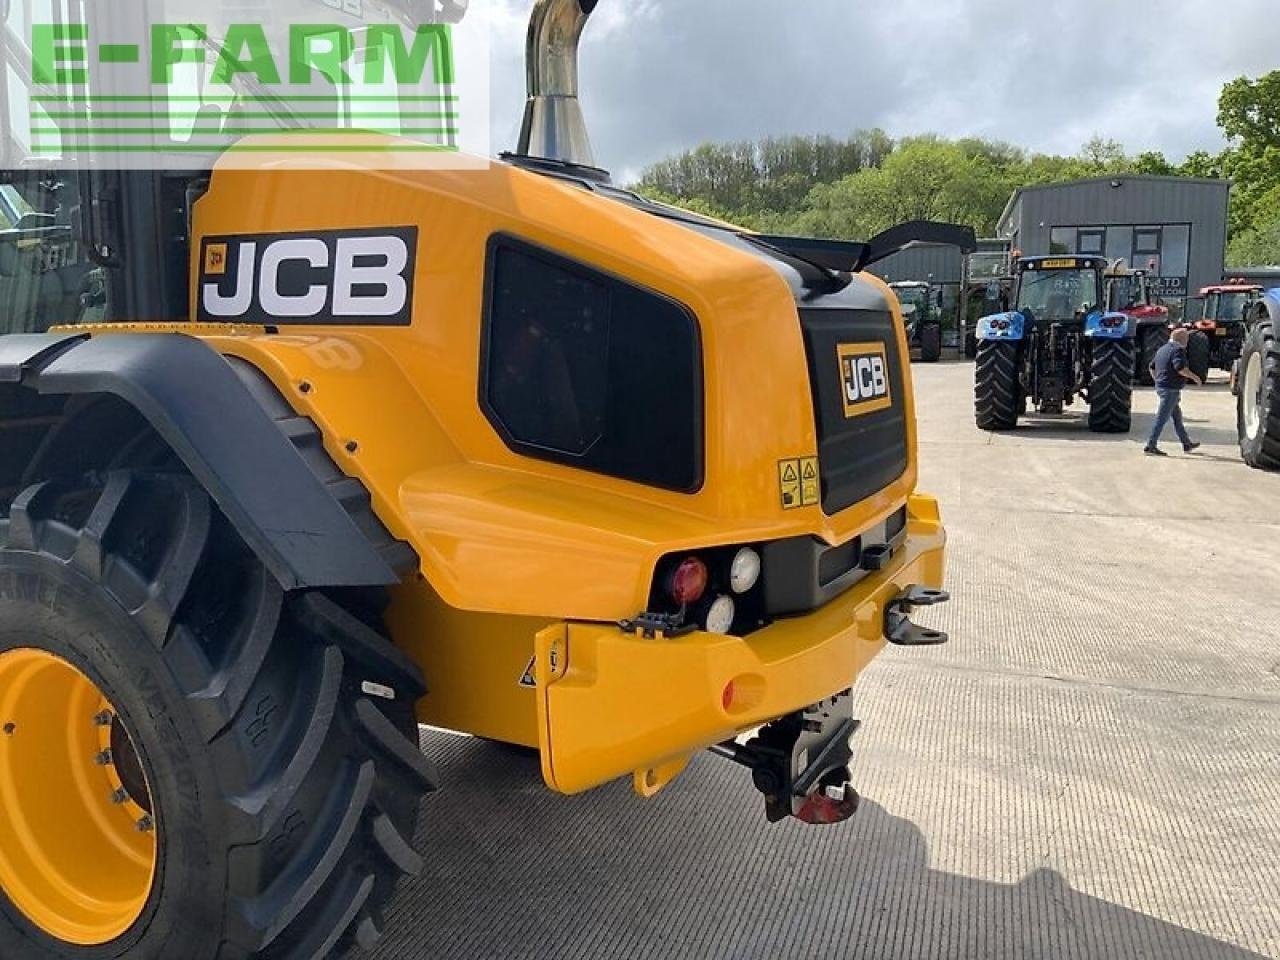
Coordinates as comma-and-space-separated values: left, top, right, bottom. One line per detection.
997, 174, 1233, 236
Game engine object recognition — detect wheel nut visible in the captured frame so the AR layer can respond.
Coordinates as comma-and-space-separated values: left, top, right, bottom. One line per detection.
136, 816, 155, 833
94, 711, 114, 727
111, 788, 129, 805
94, 749, 113, 766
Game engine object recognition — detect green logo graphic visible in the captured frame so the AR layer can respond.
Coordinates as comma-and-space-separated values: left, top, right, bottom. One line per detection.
12, 3, 484, 166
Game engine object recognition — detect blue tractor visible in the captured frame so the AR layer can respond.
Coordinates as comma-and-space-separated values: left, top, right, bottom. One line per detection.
1237, 289, 1280, 470
974, 255, 1135, 433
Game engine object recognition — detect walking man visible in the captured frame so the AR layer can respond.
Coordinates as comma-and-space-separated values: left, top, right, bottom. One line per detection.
1145, 328, 1202, 456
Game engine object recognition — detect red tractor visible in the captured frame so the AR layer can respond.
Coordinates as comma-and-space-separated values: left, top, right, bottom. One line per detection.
1105, 265, 1169, 385
1188, 283, 1264, 383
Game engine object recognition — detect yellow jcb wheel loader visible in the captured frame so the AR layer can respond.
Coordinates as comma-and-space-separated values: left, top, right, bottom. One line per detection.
0, 0, 973, 956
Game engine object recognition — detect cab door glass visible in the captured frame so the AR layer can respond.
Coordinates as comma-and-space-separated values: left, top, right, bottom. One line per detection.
1, 0, 102, 333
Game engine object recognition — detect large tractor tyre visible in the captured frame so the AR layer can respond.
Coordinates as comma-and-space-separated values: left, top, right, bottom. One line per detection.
1186, 331, 1211, 383
1238, 318, 1280, 470
1136, 326, 1165, 386
0, 472, 436, 960
919, 324, 942, 363
963, 330, 978, 360
1088, 339, 1135, 434
974, 340, 1022, 431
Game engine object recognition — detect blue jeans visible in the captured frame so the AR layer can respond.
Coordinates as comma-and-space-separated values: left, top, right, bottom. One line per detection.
1147, 388, 1191, 449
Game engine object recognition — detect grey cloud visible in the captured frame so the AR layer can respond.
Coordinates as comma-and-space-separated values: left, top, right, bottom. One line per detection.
488, 0, 1274, 181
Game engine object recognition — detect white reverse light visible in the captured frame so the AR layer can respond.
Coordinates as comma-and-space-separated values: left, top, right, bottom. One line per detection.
705, 595, 736, 635
729, 548, 762, 595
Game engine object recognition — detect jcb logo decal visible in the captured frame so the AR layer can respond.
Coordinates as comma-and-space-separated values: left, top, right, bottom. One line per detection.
198, 226, 417, 326
838, 343, 892, 417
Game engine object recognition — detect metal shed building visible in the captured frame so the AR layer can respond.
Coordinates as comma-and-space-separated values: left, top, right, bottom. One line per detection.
996, 175, 1231, 308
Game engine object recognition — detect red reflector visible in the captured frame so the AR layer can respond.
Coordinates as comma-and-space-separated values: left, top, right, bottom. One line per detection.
668, 557, 709, 606
794, 785, 860, 825
721, 680, 736, 711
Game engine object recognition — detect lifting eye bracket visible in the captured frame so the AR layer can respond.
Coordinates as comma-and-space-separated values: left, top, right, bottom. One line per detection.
885, 585, 950, 647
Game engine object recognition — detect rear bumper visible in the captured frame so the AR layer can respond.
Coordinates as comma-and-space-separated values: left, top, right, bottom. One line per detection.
533, 494, 946, 795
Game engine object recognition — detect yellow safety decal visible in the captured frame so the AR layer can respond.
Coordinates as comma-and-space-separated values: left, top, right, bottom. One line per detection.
519, 632, 567, 688
779, 457, 820, 509
800, 457, 820, 506
1039, 258, 1079, 269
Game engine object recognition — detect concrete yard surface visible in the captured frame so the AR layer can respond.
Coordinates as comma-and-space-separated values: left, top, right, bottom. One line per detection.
368, 361, 1280, 960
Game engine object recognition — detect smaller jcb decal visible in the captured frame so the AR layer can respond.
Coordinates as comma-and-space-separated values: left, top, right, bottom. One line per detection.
837, 343, 892, 418
204, 243, 228, 277
198, 226, 417, 326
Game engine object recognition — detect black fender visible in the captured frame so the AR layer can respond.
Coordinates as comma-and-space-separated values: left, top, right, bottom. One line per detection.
0, 332, 403, 590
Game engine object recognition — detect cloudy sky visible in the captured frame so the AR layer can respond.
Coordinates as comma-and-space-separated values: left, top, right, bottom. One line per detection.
486, 0, 1276, 183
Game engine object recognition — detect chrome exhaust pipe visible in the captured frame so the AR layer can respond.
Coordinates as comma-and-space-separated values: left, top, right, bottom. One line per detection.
516, 0, 599, 169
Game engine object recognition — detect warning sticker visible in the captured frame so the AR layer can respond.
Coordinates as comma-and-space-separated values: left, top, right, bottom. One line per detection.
779, 459, 802, 510
519, 635, 567, 688
800, 457, 820, 507
780, 458, 819, 510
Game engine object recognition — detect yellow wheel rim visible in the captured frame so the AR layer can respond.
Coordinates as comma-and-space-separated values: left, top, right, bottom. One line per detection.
0, 648, 157, 945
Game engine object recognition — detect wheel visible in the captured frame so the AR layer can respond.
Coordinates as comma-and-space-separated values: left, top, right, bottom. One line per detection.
1088, 338, 1135, 434
1238, 318, 1280, 470
963, 330, 977, 360
974, 340, 1022, 431
919, 324, 942, 363
1186, 331, 1211, 383
0, 472, 436, 959
1136, 326, 1165, 386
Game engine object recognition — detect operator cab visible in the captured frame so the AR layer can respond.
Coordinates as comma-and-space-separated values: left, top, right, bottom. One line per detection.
1199, 284, 1264, 326
1015, 255, 1106, 328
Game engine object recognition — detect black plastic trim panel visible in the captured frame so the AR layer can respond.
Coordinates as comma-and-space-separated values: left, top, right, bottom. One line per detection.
762, 507, 909, 617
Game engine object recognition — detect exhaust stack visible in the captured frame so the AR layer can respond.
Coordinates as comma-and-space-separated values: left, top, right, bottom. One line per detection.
516, 0, 599, 169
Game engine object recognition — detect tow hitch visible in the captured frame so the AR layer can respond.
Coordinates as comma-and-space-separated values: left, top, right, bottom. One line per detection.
712, 691, 861, 825
885, 584, 950, 647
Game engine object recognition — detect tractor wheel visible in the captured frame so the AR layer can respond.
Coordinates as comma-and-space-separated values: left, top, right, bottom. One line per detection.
963, 331, 978, 360
1238, 318, 1280, 470
919, 324, 942, 363
0, 472, 435, 960
1136, 326, 1165, 386
974, 340, 1022, 431
1088, 339, 1135, 434
1186, 331, 1211, 383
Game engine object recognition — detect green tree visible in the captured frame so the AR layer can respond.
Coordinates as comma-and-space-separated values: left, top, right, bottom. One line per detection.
795, 138, 1019, 240
1217, 71, 1280, 240
1227, 185, 1280, 265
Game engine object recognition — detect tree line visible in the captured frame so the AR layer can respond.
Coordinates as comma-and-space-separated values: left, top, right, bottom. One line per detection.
634, 71, 1280, 267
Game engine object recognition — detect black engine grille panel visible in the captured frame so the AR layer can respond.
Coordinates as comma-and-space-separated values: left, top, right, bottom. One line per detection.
799, 307, 909, 514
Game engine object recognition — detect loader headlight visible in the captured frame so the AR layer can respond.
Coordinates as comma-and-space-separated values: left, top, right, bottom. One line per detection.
729, 548, 762, 595
704, 595, 736, 635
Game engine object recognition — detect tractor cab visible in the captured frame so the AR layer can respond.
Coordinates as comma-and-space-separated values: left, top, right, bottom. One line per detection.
1106, 264, 1171, 384
1197, 283, 1264, 329
890, 281, 933, 327
889, 280, 944, 362
1186, 283, 1263, 378
1013, 255, 1107, 329
1105, 266, 1165, 316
